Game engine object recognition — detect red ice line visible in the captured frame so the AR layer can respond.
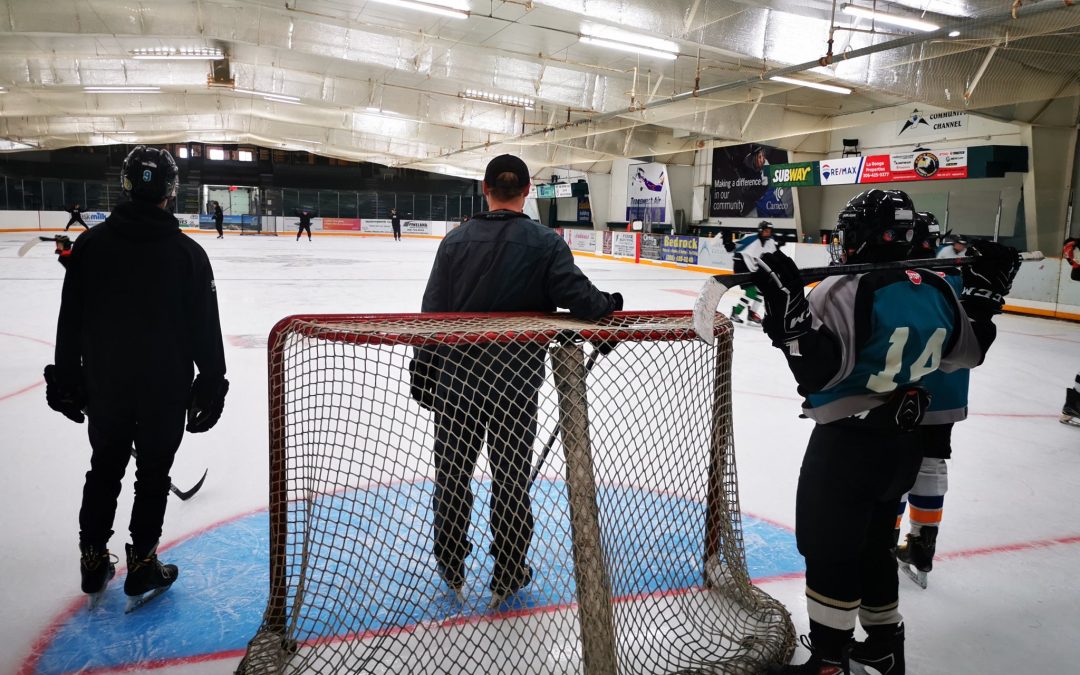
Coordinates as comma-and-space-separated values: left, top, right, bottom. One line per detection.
19, 529, 1080, 675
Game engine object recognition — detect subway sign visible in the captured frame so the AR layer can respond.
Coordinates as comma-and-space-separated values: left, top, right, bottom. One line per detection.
768, 162, 819, 187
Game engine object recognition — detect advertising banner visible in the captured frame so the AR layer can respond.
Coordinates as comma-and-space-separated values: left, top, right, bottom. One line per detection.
612, 232, 636, 258
602, 231, 613, 254
322, 217, 362, 231
361, 219, 393, 234
569, 230, 596, 252
767, 162, 819, 187
640, 233, 663, 260
818, 157, 866, 185
896, 110, 968, 139
555, 183, 573, 198
626, 163, 668, 222
661, 235, 700, 265
577, 196, 592, 223
403, 220, 431, 235
710, 143, 793, 218
84, 211, 109, 225
887, 148, 968, 181
176, 214, 200, 227
698, 235, 735, 269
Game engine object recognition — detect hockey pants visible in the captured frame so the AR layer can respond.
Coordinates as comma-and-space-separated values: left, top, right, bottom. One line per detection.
79, 402, 186, 552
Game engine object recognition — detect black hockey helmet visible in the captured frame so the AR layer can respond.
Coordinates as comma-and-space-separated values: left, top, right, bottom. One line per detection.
910, 211, 941, 259
831, 189, 916, 263
757, 220, 774, 237
121, 145, 179, 203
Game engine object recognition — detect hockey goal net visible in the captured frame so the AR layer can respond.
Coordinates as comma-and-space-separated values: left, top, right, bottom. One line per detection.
238, 311, 794, 674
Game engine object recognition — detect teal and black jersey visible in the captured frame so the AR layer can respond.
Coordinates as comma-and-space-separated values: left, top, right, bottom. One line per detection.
917, 269, 972, 424
799, 267, 983, 424
732, 233, 781, 274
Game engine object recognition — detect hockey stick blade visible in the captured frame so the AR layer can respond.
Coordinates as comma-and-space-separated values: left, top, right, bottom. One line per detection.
170, 468, 208, 501
692, 251, 1045, 344
18, 235, 71, 258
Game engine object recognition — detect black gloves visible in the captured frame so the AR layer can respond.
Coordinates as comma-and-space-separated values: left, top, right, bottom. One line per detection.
186, 374, 229, 433
610, 292, 624, 312
750, 250, 812, 345
44, 364, 86, 423
961, 240, 1021, 317
409, 350, 439, 412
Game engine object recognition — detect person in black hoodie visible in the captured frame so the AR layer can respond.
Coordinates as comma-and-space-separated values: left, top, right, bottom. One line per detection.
213, 201, 224, 239
65, 203, 89, 231
411, 153, 622, 605
390, 208, 402, 241
295, 208, 314, 241
45, 146, 229, 612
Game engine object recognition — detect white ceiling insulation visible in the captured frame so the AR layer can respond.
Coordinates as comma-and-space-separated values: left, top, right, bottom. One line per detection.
0, 0, 1077, 178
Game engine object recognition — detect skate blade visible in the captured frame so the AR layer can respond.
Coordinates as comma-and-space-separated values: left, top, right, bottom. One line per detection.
1060, 414, 1080, 427
86, 591, 107, 611
899, 563, 928, 589
125, 586, 171, 613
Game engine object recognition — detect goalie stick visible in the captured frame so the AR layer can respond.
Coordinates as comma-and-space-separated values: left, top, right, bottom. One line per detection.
130, 449, 208, 501
17, 234, 71, 258
692, 251, 1045, 344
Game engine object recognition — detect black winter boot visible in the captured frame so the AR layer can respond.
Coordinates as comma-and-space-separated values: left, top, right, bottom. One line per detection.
851, 623, 905, 675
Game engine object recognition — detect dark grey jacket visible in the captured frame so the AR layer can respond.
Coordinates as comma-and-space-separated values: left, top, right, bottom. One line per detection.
421, 210, 620, 317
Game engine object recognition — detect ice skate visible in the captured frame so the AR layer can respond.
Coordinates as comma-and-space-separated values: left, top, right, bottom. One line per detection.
850, 623, 904, 675
730, 312, 746, 325
770, 636, 851, 674
488, 564, 532, 609
748, 310, 764, 326
1061, 388, 1080, 427
896, 527, 936, 589
124, 543, 178, 613
437, 561, 465, 601
80, 544, 116, 610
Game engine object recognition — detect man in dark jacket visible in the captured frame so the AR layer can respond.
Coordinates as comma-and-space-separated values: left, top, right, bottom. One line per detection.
413, 153, 622, 605
390, 208, 402, 241
65, 203, 89, 231
213, 201, 224, 239
45, 146, 229, 612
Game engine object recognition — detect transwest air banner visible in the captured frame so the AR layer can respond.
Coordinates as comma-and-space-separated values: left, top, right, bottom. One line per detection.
626, 162, 668, 222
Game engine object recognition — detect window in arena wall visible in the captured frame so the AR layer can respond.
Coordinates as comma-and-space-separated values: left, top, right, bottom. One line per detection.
239, 149, 254, 162
208, 147, 225, 161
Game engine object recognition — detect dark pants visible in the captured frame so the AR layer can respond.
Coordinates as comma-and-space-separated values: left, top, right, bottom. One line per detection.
392, 222, 401, 240
432, 348, 541, 578
796, 423, 922, 657
79, 402, 187, 552
65, 216, 88, 231
215, 220, 223, 237
297, 223, 311, 240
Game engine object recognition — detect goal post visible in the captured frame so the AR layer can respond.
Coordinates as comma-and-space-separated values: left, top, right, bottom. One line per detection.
238, 311, 794, 674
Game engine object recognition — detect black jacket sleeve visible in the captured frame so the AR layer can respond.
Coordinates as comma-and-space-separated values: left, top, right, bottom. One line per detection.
421, 241, 449, 312
190, 251, 227, 379
544, 238, 620, 320
54, 241, 84, 379
779, 328, 845, 395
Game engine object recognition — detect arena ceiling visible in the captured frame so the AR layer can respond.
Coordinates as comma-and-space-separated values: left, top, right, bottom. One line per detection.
0, 0, 1077, 178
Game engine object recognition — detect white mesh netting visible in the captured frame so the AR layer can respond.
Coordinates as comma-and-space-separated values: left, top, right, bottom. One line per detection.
238, 311, 794, 674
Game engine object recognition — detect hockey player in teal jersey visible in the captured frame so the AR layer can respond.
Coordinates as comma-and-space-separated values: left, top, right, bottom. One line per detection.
730, 221, 784, 325
756, 190, 1020, 675
893, 213, 966, 592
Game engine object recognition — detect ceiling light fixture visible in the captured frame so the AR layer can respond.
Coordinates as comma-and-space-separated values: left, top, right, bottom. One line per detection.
130, 47, 224, 60
367, 0, 469, 20
948, 30, 961, 37
769, 75, 852, 95
579, 24, 679, 60
841, 4, 940, 32
283, 137, 322, 145
84, 86, 161, 93
460, 88, 535, 109
233, 88, 302, 104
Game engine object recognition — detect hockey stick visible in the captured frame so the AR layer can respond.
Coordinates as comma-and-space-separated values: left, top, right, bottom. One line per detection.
17, 235, 71, 257
528, 348, 601, 490
692, 251, 1045, 344
130, 449, 208, 501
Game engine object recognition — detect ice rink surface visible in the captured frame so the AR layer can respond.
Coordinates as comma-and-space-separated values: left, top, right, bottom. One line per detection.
2, 231, 1078, 674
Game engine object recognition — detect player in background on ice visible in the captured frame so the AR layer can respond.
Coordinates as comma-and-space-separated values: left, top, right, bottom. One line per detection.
295, 208, 314, 241
65, 202, 89, 231
936, 233, 968, 259
1062, 238, 1079, 426
391, 208, 402, 241
45, 146, 229, 612
212, 201, 224, 239
753, 189, 1020, 675
729, 221, 784, 326
411, 153, 622, 607
892, 212, 965, 590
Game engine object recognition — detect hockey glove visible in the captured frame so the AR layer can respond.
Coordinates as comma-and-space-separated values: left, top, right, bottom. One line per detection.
44, 364, 86, 423
409, 350, 439, 412
960, 240, 1021, 317
186, 375, 229, 433
751, 250, 812, 346
610, 292, 624, 312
